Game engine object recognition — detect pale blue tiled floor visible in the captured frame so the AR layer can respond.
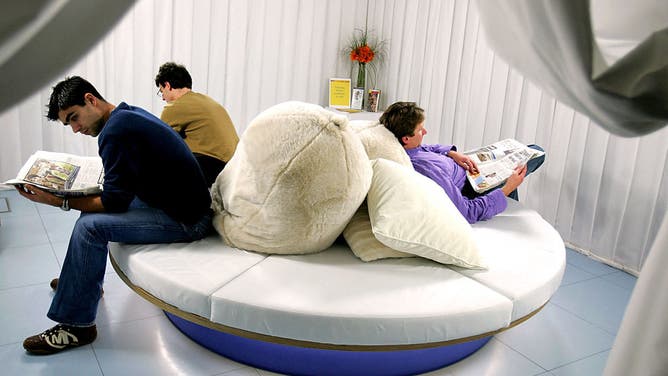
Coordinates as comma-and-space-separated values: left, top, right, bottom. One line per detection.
0, 188, 637, 376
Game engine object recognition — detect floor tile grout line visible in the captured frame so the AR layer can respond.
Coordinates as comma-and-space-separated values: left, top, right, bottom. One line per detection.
0, 282, 55, 292
548, 299, 622, 337
590, 273, 637, 292
0, 241, 55, 252
39, 208, 70, 248
563, 260, 595, 274
565, 264, 619, 279
564, 261, 619, 278
560, 270, 635, 291
36, 202, 54, 246
43, 201, 69, 270
93, 311, 168, 331
0, 269, 115, 292
88, 344, 106, 376
0, 339, 24, 348
599, 274, 637, 291
495, 337, 549, 374
497, 321, 613, 372
560, 273, 599, 287
545, 348, 611, 373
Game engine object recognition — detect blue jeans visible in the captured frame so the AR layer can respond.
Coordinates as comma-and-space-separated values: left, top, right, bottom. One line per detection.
506, 144, 545, 200
47, 199, 212, 326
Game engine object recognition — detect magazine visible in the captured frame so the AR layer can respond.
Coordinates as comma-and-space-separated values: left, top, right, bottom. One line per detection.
464, 139, 544, 194
4, 151, 104, 197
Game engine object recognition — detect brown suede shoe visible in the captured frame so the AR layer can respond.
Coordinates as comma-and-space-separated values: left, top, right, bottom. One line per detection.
23, 324, 97, 355
49, 278, 58, 290
50, 278, 104, 296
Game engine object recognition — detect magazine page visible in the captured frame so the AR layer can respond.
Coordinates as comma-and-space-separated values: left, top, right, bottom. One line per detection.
464, 139, 543, 193
465, 139, 525, 165
4, 151, 103, 197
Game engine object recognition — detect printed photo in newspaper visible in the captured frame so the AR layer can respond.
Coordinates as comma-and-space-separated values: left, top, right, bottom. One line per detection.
464, 139, 544, 193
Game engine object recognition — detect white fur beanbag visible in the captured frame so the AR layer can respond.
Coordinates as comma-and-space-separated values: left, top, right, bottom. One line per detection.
211, 101, 372, 254
349, 120, 414, 169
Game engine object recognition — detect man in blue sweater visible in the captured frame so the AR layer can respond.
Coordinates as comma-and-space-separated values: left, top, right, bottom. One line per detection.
380, 101, 544, 223
15, 76, 213, 355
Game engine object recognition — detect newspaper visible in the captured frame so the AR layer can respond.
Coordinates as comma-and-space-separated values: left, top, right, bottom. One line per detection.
464, 139, 544, 194
4, 150, 104, 197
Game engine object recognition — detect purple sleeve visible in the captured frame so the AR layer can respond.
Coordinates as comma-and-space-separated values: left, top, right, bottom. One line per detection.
422, 144, 456, 155
412, 159, 507, 223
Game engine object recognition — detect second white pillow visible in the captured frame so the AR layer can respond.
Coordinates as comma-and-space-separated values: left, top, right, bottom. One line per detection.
367, 158, 486, 269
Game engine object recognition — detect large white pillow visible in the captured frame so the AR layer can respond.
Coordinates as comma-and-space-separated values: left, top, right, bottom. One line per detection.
211, 101, 372, 254
367, 158, 486, 269
343, 201, 414, 262
349, 120, 413, 169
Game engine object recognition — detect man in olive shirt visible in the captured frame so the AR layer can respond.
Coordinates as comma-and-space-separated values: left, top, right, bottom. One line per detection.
155, 62, 239, 186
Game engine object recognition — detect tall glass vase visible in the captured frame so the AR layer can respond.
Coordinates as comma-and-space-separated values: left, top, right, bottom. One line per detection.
356, 63, 366, 89
352, 63, 366, 110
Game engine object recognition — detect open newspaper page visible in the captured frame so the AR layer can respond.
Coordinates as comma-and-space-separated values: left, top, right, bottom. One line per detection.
4, 151, 104, 197
464, 139, 544, 194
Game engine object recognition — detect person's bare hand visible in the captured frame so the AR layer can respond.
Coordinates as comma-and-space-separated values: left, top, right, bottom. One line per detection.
15, 184, 62, 207
502, 164, 528, 196
448, 151, 479, 174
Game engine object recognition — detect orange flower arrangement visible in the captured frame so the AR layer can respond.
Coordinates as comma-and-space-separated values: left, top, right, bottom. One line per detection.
346, 28, 386, 88
350, 45, 375, 64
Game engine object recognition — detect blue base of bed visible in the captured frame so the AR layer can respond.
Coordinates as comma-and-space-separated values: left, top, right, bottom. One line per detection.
165, 311, 491, 376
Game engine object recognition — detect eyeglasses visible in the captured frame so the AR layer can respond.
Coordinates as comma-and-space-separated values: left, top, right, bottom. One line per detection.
156, 88, 162, 97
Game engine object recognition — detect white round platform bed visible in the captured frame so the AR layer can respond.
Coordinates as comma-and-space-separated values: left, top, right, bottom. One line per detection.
109, 102, 565, 375
108, 199, 565, 376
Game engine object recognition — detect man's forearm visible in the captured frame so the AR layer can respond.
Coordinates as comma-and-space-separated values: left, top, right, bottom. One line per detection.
64, 195, 105, 212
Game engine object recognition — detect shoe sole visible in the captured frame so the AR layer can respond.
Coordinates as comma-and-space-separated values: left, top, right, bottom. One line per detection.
24, 345, 82, 355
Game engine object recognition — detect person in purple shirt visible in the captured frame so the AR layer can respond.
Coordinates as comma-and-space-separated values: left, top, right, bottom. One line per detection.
380, 102, 544, 223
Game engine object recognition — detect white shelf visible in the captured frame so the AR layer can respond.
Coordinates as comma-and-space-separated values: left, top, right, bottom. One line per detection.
325, 107, 382, 121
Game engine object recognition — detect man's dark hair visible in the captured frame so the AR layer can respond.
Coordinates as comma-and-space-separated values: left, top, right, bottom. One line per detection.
155, 62, 192, 89
47, 76, 105, 121
379, 102, 425, 145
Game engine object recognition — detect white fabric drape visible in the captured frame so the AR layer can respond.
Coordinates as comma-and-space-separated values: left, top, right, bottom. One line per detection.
0, 0, 135, 114
475, 0, 668, 137
603, 215, 668, 376
1, 0, 666, 273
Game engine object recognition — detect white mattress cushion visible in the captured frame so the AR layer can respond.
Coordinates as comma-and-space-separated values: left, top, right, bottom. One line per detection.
109, 200, 565, 347
210, 245, 512, 345
108, 237, 266, 318
461, 199, 566, 320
